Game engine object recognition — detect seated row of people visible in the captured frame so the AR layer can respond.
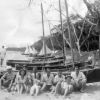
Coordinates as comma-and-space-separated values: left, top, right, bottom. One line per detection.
0, 66, 87, 97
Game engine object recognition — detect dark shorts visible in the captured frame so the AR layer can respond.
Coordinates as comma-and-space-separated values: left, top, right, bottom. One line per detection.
42, 84, 52, 92
46, 85, 52, 91
1, 80, 11, 88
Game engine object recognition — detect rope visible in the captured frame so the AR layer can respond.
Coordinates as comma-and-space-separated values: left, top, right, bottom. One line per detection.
79, 19, 86, 41
48, 22, 55, 51
43, 13, 63, 50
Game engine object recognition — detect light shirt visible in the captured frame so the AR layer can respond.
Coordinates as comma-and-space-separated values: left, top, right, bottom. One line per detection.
0, 48, 6, 59
16, 72, 27, 84
54, 75, 65, 83
16, 74, 27, 84
32, 73, 35, 78
41, 73, 54, 85
88, 56, 93, 60
71, 71, 86, 82
1, 72, 15, 81
34, 78, 40, 85
41, 71, 47, 78
61, 80, 72, 89
61, 81, 68, 89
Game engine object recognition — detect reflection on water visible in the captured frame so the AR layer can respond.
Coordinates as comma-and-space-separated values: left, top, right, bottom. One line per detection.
6, 51, 22, 60
3, 51, 28, 66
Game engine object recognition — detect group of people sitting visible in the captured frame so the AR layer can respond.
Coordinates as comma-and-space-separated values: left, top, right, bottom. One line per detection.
0, 65, 87, 97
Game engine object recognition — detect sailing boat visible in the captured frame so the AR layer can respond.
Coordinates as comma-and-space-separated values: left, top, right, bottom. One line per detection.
39, 42, 52, 56
22, 45, 38, 56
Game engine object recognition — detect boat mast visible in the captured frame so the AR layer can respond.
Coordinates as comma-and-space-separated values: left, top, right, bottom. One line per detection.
41, 3, 46, 66
64, 0, 75, 69
59, 0, 66, 66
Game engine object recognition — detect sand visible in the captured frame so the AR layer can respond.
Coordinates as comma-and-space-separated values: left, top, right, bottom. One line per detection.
0, 82, 100, 100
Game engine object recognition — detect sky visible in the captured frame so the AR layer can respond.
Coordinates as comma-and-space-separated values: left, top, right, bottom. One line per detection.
0, 0, 95, 47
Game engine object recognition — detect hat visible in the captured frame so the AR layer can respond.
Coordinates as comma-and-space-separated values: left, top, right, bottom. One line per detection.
6, 66, 12, 70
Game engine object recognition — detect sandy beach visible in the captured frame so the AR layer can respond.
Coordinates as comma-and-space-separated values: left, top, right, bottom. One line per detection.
0, 82, 100, 100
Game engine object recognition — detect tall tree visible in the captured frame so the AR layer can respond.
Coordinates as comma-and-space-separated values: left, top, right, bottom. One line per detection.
83, 0, 100, 57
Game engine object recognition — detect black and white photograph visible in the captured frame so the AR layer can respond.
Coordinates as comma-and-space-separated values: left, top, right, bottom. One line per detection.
0, 0, 100, 100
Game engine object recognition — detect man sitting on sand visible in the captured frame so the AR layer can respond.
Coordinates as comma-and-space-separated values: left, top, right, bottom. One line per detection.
71, 66, 87, 92
0, 66, 16, 92
41, 69, 54, 92
54, 70, 65, 95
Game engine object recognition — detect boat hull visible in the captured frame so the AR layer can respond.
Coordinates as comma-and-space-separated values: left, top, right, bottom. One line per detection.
6, 59, 100, 83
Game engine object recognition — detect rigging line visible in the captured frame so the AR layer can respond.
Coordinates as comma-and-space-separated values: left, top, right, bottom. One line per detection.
48, 20, 55, 51
44, 15, 71, 48
42, 0, 66, 18
54, 33, 63, 50
79, 17, 86, 41
53, 25, 71, 48
82, 18, 96, 25
47, 20, 60, 22
70, 21, 78, 41
43, 11, 71, 49
85, 41, 89, 51
43, 14, 63, 50
70, 21, 82, 56
80, 25, 93, 47
28, 0, 33, 7
42, 14, 63, 50
51, 3, 66, 17
48, 27, 63, 50
87, 41, 89, 52
43, 8, 87, 50
41, 3, 88, 51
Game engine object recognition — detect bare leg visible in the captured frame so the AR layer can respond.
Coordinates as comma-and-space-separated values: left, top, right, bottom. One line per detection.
41, 83, 46, 91
80, 80, 86, 92
1, 59, 3, 67
54, 82, 61, 95
0, 80, 3, 89
35, 86, 40, 96
19, 84, 24, 94
25, 86, 29, 94
63, 85, 73, 97
30, 85, 35, 96
16, 84, 20, 94
51, 86, 55, 93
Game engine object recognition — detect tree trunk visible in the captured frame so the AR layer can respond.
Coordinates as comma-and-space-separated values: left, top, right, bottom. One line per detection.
99, 35, 100, 58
